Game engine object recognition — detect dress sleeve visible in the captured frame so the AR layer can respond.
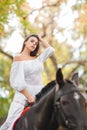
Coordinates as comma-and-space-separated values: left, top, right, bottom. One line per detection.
38, 46, 55, 63
10, 62, 27, 91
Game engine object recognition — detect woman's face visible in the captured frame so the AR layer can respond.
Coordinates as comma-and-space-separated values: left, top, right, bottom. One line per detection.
25, 36, 39, 52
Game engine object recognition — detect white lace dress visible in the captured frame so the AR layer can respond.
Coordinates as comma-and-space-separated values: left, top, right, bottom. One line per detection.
0, 47, 55, 130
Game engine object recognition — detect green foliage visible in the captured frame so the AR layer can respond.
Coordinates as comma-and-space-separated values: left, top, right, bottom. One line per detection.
55, 43, 72, 64
0, 0, 26, 36
0, 54, 14, 118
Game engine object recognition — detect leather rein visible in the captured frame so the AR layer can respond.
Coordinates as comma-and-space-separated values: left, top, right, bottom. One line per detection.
54, 84, 79, 129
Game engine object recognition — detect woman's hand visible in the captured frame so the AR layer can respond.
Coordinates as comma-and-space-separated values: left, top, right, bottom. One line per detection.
38, 35, 50, 48
27, 95, 35, 105
38, 35, 43, 42
20, 89, 35, 105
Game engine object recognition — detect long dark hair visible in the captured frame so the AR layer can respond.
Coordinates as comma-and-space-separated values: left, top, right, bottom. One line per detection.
21, 34, 40, 56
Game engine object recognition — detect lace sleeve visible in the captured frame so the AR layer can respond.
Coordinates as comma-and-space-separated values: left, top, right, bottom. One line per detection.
10, 62, 27, 91
38, 46, 55, 63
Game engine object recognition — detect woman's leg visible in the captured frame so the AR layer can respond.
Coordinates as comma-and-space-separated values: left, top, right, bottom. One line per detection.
0, 101, 25, 130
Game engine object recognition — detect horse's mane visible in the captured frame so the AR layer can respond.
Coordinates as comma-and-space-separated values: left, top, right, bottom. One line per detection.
35, 79, 73, 102
35, 80, 56, 102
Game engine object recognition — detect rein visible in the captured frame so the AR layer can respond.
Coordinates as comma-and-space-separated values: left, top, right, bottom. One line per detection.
54, 84, 79, 129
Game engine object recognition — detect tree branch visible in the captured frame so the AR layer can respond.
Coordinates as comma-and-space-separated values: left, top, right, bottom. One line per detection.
62, 60, 87, 68
0, 48, 13, 60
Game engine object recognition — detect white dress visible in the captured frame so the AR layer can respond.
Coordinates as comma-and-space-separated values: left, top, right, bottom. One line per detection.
0, 47, 55, 130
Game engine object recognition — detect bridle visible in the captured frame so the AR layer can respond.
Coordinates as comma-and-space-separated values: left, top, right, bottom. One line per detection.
54, 84, 79, 129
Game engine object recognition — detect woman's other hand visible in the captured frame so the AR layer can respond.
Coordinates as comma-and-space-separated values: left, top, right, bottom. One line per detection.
20, 89, 35, 105
27, 95, 35, 105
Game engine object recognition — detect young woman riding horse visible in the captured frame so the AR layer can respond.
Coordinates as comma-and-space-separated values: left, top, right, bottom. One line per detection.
14, 68, 87, 130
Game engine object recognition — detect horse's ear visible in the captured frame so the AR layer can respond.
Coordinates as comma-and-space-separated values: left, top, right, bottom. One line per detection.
56, 68, 64, 86
72, 73, 79, 86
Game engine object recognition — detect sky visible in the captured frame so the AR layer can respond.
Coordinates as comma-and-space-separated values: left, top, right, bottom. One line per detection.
4, 0, 82, 56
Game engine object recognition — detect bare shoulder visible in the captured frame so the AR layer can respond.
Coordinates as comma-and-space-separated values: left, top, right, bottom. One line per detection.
13, 54, 22, 62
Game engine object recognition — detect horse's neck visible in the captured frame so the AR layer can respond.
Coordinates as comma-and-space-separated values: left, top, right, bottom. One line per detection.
35, 87, 55, 121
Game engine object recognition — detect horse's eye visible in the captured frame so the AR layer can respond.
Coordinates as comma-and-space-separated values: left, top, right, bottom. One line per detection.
62, 100, 69, 105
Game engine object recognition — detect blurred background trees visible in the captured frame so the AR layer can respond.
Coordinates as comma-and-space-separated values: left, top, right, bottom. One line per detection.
0, 0, 87, 128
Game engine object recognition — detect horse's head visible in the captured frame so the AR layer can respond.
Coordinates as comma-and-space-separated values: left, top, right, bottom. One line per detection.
55, 68, 87, 130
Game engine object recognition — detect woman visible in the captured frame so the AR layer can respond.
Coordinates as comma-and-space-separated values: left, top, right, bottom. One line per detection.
0, 34, 55, 130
